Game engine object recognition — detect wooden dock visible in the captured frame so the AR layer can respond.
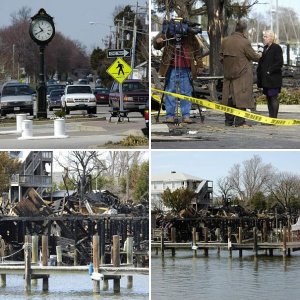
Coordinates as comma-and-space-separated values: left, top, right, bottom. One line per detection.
0, 234, 149, 295
152, 225, 300, 257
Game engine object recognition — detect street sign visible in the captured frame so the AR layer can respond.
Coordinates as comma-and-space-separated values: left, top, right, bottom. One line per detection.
107, 48, 131, 58
106, 58, 132, 84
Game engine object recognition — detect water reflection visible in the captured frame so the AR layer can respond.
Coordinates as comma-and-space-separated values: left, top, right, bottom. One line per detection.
152, 249, 300, 300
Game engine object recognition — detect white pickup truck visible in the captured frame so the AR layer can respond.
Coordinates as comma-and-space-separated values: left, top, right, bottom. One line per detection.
61, 84, 97, 114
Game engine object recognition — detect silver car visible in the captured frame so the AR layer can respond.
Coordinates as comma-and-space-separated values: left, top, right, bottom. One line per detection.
0, 82, 34, 116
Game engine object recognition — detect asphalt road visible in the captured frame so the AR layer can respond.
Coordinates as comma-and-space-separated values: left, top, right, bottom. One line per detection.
0, 105, 148, 149
151, 109, 300, 149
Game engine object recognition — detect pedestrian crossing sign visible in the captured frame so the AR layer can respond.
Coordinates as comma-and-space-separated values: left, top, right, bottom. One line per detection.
106, 58, 132, 83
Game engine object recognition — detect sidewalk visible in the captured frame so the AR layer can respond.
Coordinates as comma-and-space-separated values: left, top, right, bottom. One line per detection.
151, 107, 300, 149
0, 116, 147, 149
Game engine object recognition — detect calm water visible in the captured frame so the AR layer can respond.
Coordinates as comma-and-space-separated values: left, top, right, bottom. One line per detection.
0, 273, 149, 299
152, 249, 300, 300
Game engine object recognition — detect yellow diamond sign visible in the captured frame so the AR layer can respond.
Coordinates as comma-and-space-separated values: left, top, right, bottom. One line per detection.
106, 58, 132, 83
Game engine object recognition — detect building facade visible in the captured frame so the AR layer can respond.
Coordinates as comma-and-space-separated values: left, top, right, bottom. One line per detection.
151, 171, 213, 211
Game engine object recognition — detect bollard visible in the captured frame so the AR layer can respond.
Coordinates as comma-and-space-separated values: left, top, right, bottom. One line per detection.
22, 120, 33, 138
54, 118, 66, 137
16, 114, 27, 133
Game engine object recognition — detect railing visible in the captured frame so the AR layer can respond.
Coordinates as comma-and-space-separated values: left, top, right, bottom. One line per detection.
11, 175, 52, 187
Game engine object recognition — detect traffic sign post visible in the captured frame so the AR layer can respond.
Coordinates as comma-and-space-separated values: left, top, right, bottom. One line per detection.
107, 48, 131, 58
106, 58, 133, 112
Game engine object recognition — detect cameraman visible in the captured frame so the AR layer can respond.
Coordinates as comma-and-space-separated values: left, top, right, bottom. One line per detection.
220, 20, 261, 127
153, 20, 204, 124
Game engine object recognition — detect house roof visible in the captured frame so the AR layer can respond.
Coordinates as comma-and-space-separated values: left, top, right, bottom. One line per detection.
152, 172, 203, 182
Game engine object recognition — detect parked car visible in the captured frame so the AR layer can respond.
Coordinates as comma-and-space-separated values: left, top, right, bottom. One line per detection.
109, 79, 148, 113
47, 89, 65, 111
78, 78, 89, 85
94, 87, 110, 105
61, 84, 96, 114
47, 84, 65, 97
0, 82, 34, 116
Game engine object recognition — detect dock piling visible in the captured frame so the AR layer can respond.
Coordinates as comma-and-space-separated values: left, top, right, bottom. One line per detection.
171, 228, 176, 256
31, 235, 38, 285
112, 235, 121, 293
42, 235, 49, 291
126, 236, 133, 289
24, 235, 32, 293
92, 235, 100, 293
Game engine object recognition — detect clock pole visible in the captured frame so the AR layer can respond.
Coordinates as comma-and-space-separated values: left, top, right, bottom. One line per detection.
37, 45, 47, 119
29, 8, 55, 119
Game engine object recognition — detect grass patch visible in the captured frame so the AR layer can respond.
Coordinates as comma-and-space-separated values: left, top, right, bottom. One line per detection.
104, 135, 149, 148
256, 88, 300, 105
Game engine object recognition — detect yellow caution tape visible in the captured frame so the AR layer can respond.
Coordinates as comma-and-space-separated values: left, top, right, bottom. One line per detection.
151, 87, 300, 126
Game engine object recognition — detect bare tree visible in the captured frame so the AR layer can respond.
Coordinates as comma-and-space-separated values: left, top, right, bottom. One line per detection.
267, 172, 300, 214
228, 155, 274, 203
216, 176, 234, 205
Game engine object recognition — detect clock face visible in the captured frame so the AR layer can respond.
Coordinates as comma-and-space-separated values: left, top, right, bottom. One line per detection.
31, 19, 54, 42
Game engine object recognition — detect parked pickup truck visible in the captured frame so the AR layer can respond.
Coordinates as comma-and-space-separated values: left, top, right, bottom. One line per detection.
61, 84, 97, 114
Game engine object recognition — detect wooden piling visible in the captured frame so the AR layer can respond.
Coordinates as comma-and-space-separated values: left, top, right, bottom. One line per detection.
42, 235, 49, 291
56, 246, 62, 266
228, 227, 232, 257
253, 227, 258, 257
0, 274, 6, 287
24, 235, 32, 293
204, 227, 208, 256
238, 227, 243, 257
112, 235, 120, 293
161, 227, 164, 257
126, 236, 133, 289
283, 226, 287, 258
192, 227, 197, 257
92, 235, 100, 293
31, 235, 38, 285
171, 228, 176, 256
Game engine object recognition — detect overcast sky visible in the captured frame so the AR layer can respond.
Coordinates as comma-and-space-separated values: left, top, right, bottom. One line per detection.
0, 0, 148, 52
151, 151, 300, 195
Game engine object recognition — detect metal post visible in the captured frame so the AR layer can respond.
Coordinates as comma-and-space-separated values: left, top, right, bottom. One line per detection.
37, 45, 47, 119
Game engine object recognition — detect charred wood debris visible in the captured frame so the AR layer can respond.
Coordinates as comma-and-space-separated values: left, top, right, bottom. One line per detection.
0, 188, 149, 265
154, 205, 299, 243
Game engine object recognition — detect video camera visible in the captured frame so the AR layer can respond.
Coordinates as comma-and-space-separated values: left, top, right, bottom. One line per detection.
162, 17, 202, 40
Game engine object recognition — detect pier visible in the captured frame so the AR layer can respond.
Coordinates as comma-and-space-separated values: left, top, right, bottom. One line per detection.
0, 234, 148, 294
152, 224, 300, 258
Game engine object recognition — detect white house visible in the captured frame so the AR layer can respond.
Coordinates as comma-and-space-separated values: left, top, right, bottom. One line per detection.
151, 171, 213, 212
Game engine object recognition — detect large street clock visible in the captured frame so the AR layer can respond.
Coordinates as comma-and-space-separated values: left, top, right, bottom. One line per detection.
29, 8, 55, 119
29, 8, 55, 45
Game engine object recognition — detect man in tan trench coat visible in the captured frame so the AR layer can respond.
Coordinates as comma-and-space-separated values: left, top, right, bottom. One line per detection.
220, 21, 261, 127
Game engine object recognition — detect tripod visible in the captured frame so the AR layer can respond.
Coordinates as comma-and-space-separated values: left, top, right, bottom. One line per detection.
155, 34, 204, 124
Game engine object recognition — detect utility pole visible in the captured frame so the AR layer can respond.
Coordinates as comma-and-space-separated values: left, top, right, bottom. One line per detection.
130, 1, 138, 72
12, 44, 15, 79
121, 16, 125, 49
275, 0, 279, 42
